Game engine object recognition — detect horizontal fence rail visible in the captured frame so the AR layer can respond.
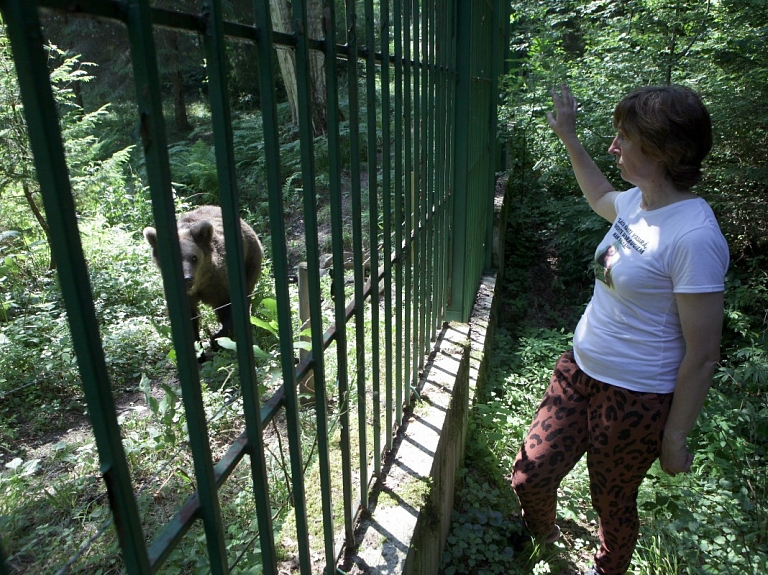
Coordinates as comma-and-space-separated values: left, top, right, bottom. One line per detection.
0, 0, 507, 573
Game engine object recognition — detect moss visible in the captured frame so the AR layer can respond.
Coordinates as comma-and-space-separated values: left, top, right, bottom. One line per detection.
399, 475, 433, 512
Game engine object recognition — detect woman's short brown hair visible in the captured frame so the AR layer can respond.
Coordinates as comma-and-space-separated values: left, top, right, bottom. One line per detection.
613, 86, 712, 190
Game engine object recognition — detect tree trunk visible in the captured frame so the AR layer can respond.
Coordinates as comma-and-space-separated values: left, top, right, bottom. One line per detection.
270, 0, 327, 137
169, 33, 192, 133
307, 0, 327, 136
665, 4, 680, 86
73, 80, 84, 112
270, 0, 299, 128
22, 181, 55, 270
172, 66, 192, 132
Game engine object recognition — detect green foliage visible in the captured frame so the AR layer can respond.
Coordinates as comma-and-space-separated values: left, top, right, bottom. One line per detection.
442, 474, 519, 575
0, 218, 168, 443
0, 25, 149, 278
538, 198, 608, 295
0, 366, 270, 573
503, 0, 768, 258
443, 318, 577, 574
160, 94, 368, 233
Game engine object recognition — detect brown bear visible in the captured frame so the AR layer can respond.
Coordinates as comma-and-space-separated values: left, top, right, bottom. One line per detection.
143, 205, 263, 355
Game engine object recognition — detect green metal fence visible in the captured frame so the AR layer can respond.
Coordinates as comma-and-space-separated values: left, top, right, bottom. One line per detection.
0, 0, 508, 573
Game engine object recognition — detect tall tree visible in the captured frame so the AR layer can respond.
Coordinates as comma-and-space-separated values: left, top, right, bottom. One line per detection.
270, 0, 327, 137
0, 28, 131, 269
153, 0, 203, 134
0, 30, 58, 269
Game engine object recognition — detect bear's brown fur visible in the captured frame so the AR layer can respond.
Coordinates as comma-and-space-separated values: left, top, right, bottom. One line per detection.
143, 206, 263, 353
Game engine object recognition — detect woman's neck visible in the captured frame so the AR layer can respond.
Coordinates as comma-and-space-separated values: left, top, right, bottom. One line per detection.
638, 182, 695, 211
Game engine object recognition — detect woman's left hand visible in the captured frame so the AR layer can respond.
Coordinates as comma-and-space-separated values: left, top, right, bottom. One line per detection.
660, 435, 694, 476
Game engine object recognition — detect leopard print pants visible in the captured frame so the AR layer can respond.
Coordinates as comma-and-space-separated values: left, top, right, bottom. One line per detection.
511, 350, 673, 575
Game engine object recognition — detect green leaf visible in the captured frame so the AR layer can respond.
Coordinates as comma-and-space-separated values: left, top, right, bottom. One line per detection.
252, 345, 270, 361
216, 337, 237, 351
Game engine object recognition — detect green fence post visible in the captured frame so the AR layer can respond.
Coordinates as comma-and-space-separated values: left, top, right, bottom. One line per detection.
447, 0, 471, 322
380, 0, 394, 451
0, 1, 152, 572
424, 0, 436, 342
200, 1, 280, 573
434, 0, 452, 335
420, 0, 432, 353
411, 0, 423, 393
345, 0, 370, 512
292, 0, 331, 569
393, 0, 405, 427
323, 0, 355, 550
127, 0, 230, 569
251, 0, 302, 572
403, 0, 414, 408
363, 0, 382, 479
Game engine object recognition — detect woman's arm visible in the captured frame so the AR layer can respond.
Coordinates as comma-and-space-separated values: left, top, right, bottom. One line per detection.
548, 85, 619, 222
660, 291, 725, 476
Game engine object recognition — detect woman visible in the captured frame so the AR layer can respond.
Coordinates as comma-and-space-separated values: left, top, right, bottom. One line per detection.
510, 85, 729, 575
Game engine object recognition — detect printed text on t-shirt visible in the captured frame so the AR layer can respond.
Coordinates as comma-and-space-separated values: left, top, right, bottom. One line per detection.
613, 218, 648, 254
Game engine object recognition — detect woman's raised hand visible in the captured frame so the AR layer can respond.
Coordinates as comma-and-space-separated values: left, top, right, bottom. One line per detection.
547, 84, 579, 142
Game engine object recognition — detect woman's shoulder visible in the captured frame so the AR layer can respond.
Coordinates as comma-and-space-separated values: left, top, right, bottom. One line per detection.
613, 187, 642, 213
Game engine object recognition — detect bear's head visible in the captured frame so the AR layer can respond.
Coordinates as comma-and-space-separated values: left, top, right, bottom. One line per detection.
143, 220, 214, 292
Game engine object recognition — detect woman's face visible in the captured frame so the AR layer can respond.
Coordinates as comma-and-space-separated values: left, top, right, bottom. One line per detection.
608, 128, 662, 186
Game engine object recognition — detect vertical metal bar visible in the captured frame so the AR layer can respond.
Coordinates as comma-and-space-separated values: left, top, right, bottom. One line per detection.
411, 0, 421, 395
363, 0, 381, 477
402, 0, 413, 407
323, 0, 355, 550
292, 0, 332, 569
127, 0, 230, 570
433, 0, 450, 329
250, 0, 296, 571
424, 0, 436, 338
436, 0, 452, 329
345, 0, 369, 511
447, 0, 471, 322
200, 2, 279, 573
443, 0, 456, 326
393, 0, 404, 427
0, 2, 151, 573
428, 0, 439, 340
422, 0, 432, 343
422, 0, 433, 348
380, 0, 394, 450
418, 0, 428, 360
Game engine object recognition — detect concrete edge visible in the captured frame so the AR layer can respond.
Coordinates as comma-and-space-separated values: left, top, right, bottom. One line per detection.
338, 175, 511, 574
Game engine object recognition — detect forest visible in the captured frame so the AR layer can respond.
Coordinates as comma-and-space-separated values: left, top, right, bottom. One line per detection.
0, 0, 766, 574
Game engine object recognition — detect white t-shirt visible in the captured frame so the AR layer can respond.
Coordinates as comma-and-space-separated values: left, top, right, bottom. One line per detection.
573, 187, 729, 394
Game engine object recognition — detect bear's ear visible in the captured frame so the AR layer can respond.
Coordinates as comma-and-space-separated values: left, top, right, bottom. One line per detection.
143, 227, 158, 249
190, 220, 214, 246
